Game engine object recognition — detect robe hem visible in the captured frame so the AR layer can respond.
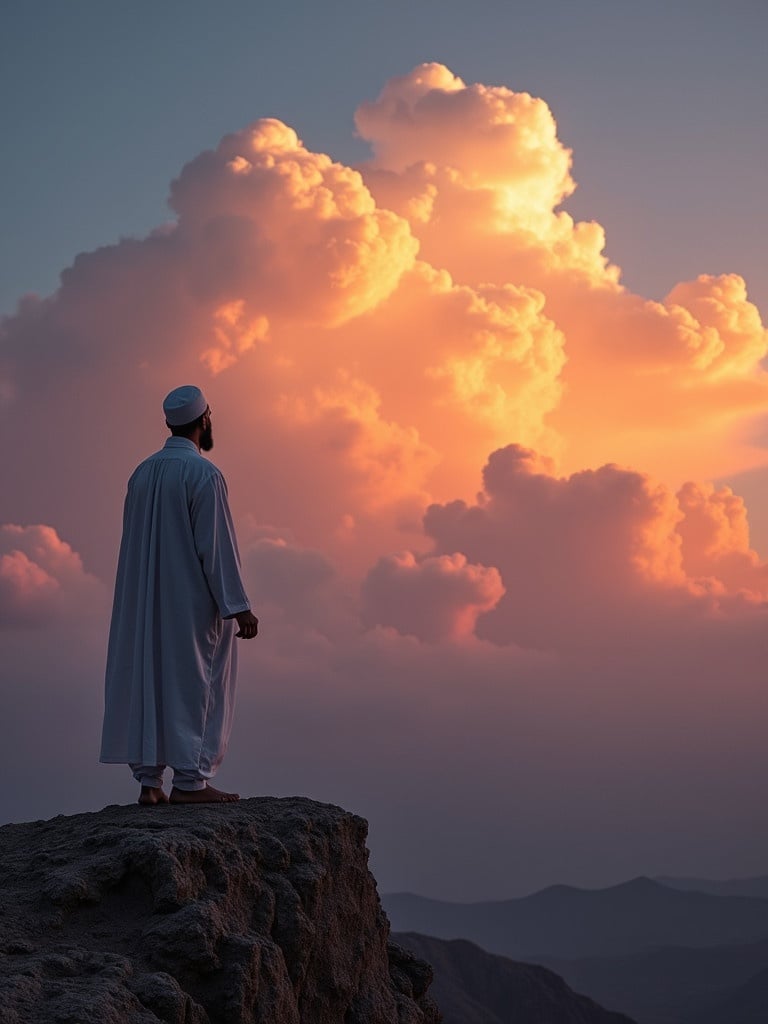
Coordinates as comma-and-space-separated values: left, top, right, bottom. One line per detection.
99, 756, 210, 770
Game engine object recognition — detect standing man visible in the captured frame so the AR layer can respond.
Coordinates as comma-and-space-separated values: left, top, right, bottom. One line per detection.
100, 385, 259, 805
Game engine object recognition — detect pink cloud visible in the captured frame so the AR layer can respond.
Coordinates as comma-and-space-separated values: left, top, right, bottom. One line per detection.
362, 550, 504, 642
424, 444, 768, 651
0, 524, 105, 627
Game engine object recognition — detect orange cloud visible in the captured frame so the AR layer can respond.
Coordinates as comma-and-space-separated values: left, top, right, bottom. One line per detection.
677, 481, 768, 597
356, 64, 768, 484
357, 62, 617, 294
356, 63, 575, 226
0, 62, 765, 590
169, 118, 419, 329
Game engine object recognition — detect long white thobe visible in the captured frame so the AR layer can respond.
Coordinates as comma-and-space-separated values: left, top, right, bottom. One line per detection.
100, 437, 250, 773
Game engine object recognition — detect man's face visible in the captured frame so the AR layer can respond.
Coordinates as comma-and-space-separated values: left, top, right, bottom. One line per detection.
200, 409, 213, 451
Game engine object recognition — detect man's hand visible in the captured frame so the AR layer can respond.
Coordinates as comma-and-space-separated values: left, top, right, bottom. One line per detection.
234, 610, 259, 639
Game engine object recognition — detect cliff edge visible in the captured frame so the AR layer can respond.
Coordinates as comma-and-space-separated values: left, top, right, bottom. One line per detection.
0, 796, 440, 1024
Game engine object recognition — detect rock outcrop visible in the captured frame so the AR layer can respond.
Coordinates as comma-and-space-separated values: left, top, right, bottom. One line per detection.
0, 797, 440, 1024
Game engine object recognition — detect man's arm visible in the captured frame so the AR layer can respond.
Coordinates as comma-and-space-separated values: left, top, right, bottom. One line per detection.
190, 471, 254, 624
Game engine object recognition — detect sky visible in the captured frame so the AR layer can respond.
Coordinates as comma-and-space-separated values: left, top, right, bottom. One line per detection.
2, 1, 768, 901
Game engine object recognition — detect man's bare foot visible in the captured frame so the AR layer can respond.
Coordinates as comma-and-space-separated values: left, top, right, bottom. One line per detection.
138, 786, 169, 806
169, 785, 240, 804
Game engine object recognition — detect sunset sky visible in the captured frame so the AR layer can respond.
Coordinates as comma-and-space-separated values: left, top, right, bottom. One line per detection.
2, 2, 768, 900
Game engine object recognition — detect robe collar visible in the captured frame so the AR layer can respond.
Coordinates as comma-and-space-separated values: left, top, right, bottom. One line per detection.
163, 437, 200, 454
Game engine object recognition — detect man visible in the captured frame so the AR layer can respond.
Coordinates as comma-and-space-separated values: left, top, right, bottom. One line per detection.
100, 385, 259, 805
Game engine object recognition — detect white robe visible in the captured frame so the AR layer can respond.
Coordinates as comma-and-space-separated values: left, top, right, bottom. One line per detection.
100, 437, 250, 773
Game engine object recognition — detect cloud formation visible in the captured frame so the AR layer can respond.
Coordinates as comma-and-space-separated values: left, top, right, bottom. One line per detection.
2, 63, 768, 895
0, 524, 105, 627
356, 65, 768, 483
169, 118, 419, 334
423, 444, 768, 652
362, 550, 504, 642
6, 62, 764, 577
356, 63, 575, 220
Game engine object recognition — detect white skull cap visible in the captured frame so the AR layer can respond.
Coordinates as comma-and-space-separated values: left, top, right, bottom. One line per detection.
163, 385, 208, 426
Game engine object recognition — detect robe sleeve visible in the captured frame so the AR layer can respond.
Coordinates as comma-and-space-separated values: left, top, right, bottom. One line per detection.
190, 470, 251, 618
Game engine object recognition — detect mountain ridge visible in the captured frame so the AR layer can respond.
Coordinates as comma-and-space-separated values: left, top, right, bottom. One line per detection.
383, 877, 768, 958
656, 875, 768, 901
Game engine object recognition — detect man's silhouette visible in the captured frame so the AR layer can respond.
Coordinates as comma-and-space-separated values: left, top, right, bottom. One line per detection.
100, 385, 258, 804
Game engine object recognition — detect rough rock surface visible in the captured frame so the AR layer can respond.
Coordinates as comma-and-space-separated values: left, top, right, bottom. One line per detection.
0, 797, 440, 1024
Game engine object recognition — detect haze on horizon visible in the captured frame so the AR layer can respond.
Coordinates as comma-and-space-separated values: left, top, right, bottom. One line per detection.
2, 3, 768, 901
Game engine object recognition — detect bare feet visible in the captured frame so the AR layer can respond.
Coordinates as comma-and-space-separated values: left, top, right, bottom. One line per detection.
169, 785, 240, 804
138, 786, 169, 806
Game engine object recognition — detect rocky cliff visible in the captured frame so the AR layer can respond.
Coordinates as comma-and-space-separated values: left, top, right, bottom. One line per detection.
0, 797, 440, 1024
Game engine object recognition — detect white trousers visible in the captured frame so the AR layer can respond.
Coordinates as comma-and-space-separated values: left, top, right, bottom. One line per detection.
129, 763, 211, 792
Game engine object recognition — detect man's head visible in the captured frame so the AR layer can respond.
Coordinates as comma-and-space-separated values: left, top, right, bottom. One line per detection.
163, 385, 213, 451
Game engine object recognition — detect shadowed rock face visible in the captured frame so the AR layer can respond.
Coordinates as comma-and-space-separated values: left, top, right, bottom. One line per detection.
0, 797, 440, 1024
394, 933, 637, 1024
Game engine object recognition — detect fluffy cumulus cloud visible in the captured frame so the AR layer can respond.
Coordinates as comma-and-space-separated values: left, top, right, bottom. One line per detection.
168, 118, 419, 335
423, 444, 768, 652
0, 86, 568, 571
2, 64, 768, 893
356, 64, 768, 483
362, 551, 504, 641
0, 524, 106, 627
676, 480, 768, 596
355, 63, 575, 219
356, 62, 613, 291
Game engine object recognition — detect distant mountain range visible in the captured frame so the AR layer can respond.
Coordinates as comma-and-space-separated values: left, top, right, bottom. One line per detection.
540, 937, 768, 1024
383, 876, 768, 959
385, 876, 768, 1023
393, 932, 637, 1024
656, 875, 768, 900
680, 965, 768, 1024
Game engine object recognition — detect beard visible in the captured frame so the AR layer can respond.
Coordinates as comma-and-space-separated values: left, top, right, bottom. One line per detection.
200, 423, 214, 451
